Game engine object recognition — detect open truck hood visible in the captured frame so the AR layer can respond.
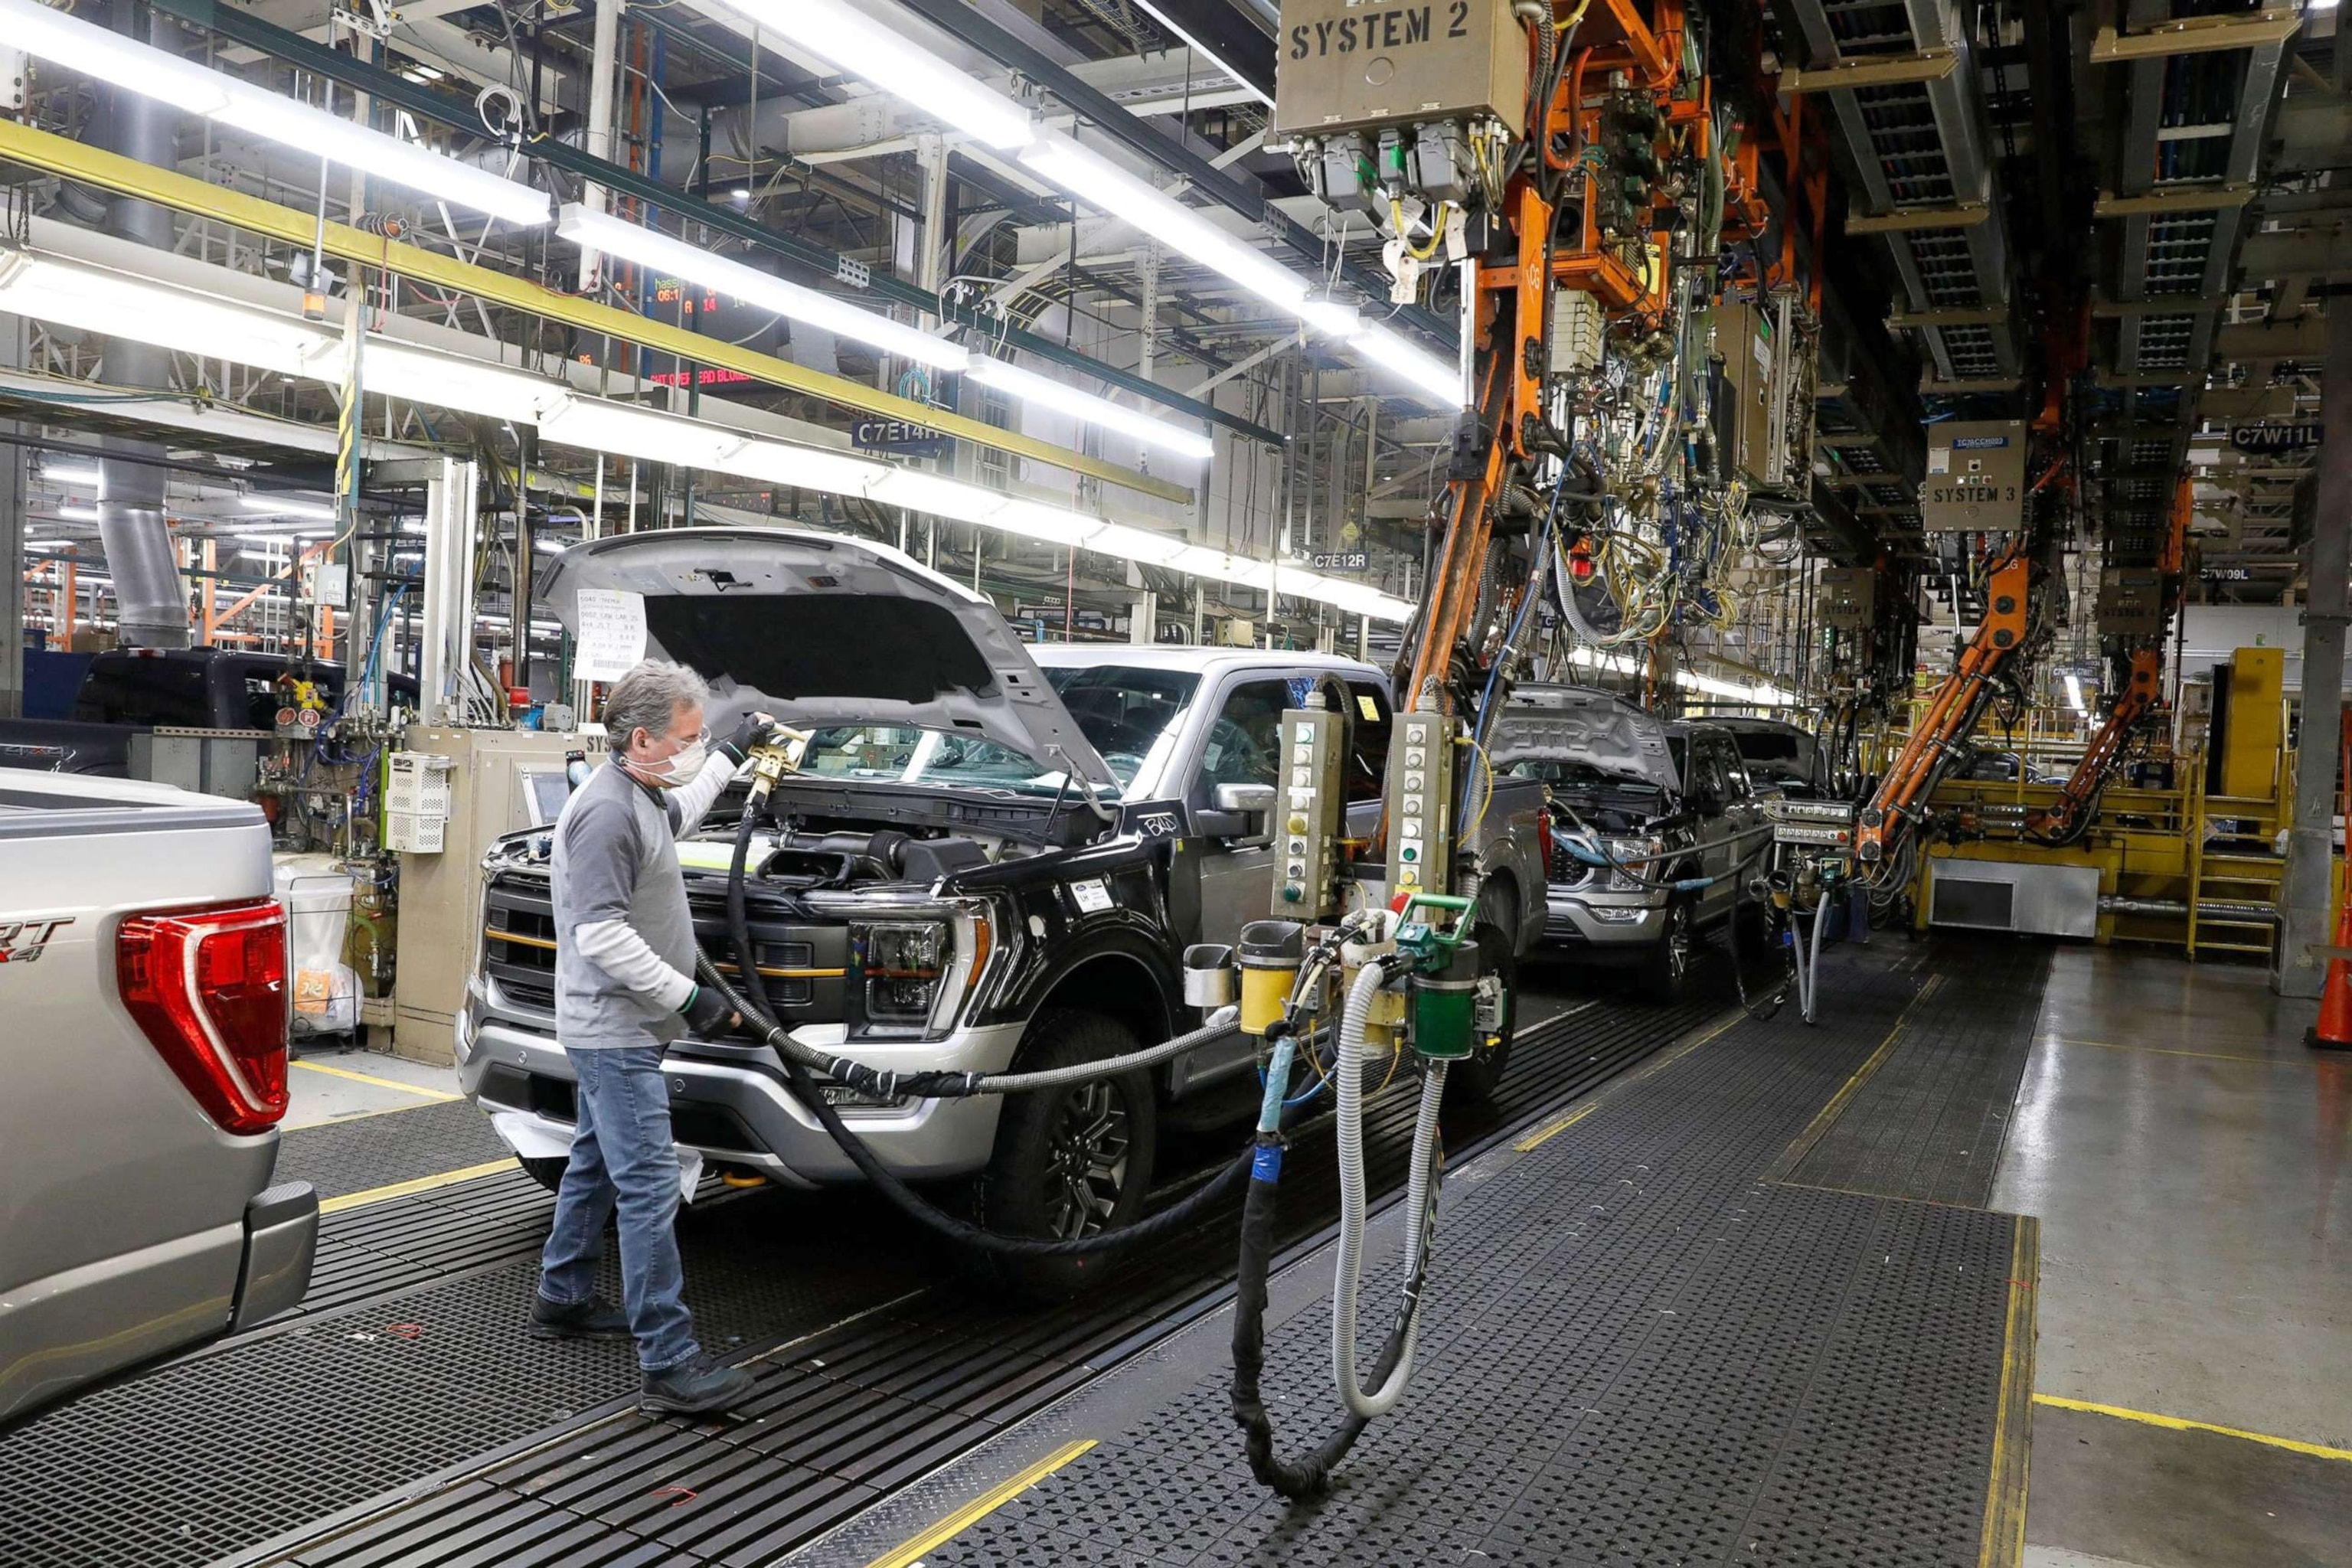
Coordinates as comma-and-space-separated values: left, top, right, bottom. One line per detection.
538, 528, 1119, 791
1489, 684, 1681, 795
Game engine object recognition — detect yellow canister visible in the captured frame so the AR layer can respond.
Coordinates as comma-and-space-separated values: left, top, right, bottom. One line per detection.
1236, 920, 1306, 1036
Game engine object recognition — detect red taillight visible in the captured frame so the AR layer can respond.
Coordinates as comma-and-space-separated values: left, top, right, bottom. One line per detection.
1537, 818, 1553, 882
117, 898, 289, 1135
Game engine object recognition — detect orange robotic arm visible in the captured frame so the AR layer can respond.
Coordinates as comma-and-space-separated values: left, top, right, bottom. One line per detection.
1853, 547, 2040, 867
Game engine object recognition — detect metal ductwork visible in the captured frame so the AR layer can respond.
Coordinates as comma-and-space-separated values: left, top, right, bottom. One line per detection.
95, 2, 189, 649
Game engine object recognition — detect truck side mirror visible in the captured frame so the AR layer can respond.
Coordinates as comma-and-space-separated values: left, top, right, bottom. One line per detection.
1200, 782, 1276, 843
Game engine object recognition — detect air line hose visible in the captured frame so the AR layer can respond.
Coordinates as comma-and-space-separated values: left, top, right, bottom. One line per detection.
704, 806, 1255, 1260
1331, 960, 1447, 1417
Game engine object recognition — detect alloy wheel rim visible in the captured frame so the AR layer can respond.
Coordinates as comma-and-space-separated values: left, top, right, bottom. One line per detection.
1042, 1082, 1131, 1239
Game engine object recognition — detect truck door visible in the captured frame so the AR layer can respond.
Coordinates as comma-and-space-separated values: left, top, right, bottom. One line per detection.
1186, 675, 1295, 943
1693, 737, 1740, 926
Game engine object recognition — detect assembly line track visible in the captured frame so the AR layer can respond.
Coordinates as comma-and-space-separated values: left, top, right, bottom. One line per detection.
0, 970, 1730, 1568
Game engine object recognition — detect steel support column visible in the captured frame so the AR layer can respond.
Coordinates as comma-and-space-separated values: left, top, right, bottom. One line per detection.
0, 313, 20, 719
2275, 302, 2350, 999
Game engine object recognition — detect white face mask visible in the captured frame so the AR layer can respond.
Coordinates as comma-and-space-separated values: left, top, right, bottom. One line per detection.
629, 732, 708, 789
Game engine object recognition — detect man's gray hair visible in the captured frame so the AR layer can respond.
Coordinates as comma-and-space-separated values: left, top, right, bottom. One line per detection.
603, 660, 709, 743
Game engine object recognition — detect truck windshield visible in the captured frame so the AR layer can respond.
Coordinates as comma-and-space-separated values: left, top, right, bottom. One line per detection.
1042, 665, 1201, 789
799, 726, 1107, 797
1502, 757, 1668, 805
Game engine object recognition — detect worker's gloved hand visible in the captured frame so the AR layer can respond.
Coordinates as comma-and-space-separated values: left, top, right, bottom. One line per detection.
718, 710, 783, 766
681, 985, 740, 1038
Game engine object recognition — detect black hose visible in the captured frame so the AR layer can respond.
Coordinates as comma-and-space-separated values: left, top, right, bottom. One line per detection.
1228, 1132, 1417, 1498
710, 805, 1255, 1259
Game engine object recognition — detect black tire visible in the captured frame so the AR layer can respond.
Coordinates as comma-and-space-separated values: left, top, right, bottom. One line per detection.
1637, 896, 1697, 1003
1446, 887, 1518, 1104
972, 1010, 1158, 1299
520, 1155, 568, 1194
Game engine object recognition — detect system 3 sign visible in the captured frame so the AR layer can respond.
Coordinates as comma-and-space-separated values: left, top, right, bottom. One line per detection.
2227, 423, 2320, 456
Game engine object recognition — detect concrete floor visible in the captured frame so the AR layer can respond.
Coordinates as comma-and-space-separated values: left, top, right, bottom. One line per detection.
283, 1042, 461, 1129
1996, 947, 2352, 1568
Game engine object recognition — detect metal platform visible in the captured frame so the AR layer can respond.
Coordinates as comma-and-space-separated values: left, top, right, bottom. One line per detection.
3, 972, 1724, 1568
802, 941, 2049, 1568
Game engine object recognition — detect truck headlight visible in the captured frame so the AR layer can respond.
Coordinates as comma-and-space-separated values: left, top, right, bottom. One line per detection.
1605, 835, 1668, 891
852, 920, 949, 1027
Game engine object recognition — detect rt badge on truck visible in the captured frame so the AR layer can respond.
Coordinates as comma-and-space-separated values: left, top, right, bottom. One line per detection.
0, 917, 73, 964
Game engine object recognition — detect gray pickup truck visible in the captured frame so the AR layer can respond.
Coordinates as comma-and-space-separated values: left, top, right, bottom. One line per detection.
1494, 684, 1772, 999
0, 769, 317, 1426
456, 528, 1547, 1261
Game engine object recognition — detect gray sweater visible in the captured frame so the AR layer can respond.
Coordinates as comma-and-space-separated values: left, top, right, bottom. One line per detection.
550, 753, 739, 1048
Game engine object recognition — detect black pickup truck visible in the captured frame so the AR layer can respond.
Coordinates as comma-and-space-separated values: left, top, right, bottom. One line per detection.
457, 528, 1550, 1283
0, 648, 390, 775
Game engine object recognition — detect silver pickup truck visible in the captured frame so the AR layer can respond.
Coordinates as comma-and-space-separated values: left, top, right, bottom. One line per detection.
0, 769, 317, 1425
1494, 684, 1773, 999
457, 528, 1547, 1256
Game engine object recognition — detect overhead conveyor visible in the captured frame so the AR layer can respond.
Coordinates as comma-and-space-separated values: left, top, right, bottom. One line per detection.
1782, 0, 2021, 393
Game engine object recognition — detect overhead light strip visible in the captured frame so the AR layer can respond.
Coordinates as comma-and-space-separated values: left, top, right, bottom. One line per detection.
556, 204, 1213, 462
0, 249, 1410, 621
0, 0, 550, 226
701, 0, 1461, 409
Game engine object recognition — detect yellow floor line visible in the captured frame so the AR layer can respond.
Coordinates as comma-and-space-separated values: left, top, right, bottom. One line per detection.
2032, 1394, 2352, 1465
2046, 1035, 2305, 1068
318, 1159, 518, 1214
1979, 1219, 2038, 1568
1766, 974, 1943, 1183
863, 1439, 1099, 1568
1514, 1102, 1597, 1153
292, 1058, 462, 1102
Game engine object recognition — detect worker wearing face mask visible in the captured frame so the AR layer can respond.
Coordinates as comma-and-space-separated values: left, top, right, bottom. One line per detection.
534, 658, 779, 1414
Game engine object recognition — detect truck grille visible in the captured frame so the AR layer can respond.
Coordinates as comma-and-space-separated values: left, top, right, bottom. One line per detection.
480, 874, 850, 1024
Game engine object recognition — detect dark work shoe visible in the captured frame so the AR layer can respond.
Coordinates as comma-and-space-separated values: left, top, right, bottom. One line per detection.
641, 1351, 757, 1416
530, 1293, 632, 1341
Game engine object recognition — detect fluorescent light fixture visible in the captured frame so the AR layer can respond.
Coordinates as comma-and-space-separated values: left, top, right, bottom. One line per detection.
559, 204, 965, 372
704, 0, 1035, 149
559, 205, 1207, 459
1350, 324, 1462, 407
0, 0, 550, 226
0, 250, 328, 374
43, 463, 101, 488
354, 341, 564, 423
964, 358, 1213, 461
58, 504, 99, 521
1298, 300, 1363, 338
15, 246, 1403, 625
240, 494, 336, 521
1021, 137, 1308, 312
2064, 673, 2086, 714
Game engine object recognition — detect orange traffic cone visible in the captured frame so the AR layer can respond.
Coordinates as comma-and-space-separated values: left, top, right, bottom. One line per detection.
2311, 900, 2352, 1050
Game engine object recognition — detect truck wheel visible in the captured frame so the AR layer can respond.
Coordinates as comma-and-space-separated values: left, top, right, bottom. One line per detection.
520, 1156, 568, 1194
1446, 887, 1518, 1105
1637, 897, 1696, 1004
973, 1010, 1158, 1298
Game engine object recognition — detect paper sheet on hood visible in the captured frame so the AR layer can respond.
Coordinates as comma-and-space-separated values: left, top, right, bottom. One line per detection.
574, 588, 648, 681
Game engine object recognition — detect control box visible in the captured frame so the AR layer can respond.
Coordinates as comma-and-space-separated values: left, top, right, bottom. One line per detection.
1817, 566, 1877, 630
1275, 704, 1343, 919
1920, 420, 2027, 532
1383, 709, 1455, 900
1272, 0, 1529, 140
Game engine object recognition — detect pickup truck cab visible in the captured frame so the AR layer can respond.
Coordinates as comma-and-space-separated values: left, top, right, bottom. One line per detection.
0, 769, 318, 1425
456, 528, 1546, 1263
1494, 684, 1772, 999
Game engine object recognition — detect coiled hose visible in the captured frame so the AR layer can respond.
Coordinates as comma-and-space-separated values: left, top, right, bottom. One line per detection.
1331, 961, 1447, 1417
704, 808, 1254, 1260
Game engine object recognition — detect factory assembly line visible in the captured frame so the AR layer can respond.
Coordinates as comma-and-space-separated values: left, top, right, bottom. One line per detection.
2, 1, 2347, 1566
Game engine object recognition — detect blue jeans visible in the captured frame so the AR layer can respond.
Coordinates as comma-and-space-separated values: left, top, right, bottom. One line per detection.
537, 1042, 701, 1372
